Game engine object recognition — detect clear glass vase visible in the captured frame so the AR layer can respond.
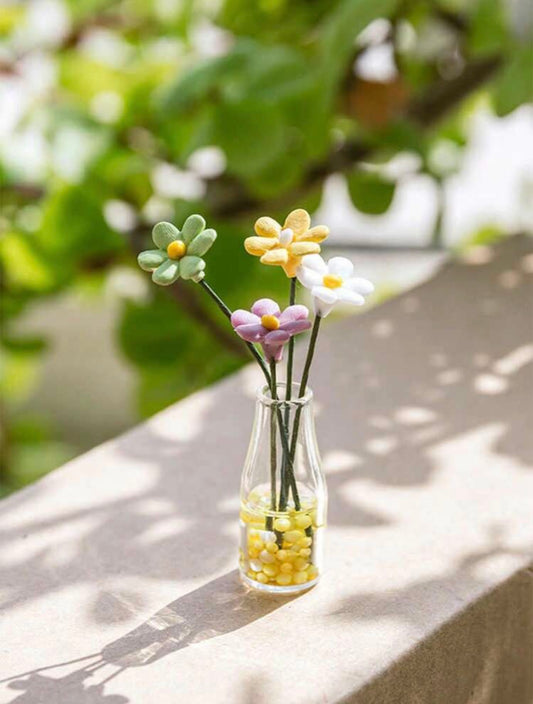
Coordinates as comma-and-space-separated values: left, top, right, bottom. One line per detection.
239, 382, 327, 594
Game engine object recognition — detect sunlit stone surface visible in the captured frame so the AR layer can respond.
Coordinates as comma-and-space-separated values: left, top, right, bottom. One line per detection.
0, 236, 532, 703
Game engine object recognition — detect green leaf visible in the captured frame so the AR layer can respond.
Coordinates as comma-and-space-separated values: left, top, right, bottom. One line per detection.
469, 0, 507, 55
119, 295, 192, 366
0, 344, 43, 402
493, 44, 533, 116
118, 292, 242, 415
37, 186, 123, 267
159, 47, 249, 113
347, 171, 396, 215
214, 100, 285, 177
2, 336, 47, 353
0, 232, 59, 293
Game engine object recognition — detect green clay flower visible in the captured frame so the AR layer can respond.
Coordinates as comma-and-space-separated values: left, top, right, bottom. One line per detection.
137, 215, 217, 285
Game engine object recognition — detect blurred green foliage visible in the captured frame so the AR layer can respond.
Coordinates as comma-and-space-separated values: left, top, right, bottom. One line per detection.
0, 0, 532, 493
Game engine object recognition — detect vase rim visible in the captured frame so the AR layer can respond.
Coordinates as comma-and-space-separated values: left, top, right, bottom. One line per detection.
257, 381, 313, 407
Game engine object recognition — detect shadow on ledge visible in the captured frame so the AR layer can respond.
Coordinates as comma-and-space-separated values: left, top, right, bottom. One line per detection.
2, 570, 293, 703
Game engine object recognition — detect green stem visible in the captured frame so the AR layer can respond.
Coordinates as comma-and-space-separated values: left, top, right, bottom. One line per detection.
267, 361, 278, 530
269, 359, 301, 513
280, 277, 297, 509
199, 279, 271, 385
286, 277, 297, 400
288, 314, 322, 474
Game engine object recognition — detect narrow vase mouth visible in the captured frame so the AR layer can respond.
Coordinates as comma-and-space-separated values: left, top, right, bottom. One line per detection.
257, 381, 313, 407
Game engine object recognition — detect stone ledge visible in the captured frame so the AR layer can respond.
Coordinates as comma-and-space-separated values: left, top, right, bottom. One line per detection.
1, 235, 532, 704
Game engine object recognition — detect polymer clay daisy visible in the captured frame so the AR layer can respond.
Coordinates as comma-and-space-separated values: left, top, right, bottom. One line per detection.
137, 215, 216, 285
296, 254, 374, 317
231, 298, 311, 362
244, 209, 329, 278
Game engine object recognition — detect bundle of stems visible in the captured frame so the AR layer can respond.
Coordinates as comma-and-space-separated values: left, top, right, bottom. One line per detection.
198, 278, 321, 519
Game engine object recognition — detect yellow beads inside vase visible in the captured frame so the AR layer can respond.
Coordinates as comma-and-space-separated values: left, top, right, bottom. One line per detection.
239, 487, 323, 591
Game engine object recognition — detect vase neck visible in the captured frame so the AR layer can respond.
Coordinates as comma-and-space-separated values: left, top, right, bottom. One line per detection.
257, 382, 313, 411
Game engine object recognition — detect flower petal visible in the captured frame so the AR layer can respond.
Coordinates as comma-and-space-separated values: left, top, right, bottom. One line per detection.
327, 256, 354, 278
252, 298, 281, 317
300, 253, 327, 273
312, 286, 338, 305
152, 221, 180, 249
260, 248, 289, 266
262, 342, 284, 363
231, 310, 261, 328
336, 288, 365, 305
288, 242, 321, 257
282, 257, 300, 278
311, 286, 338, 317
283, 209, 310, 236
346, 276, 374, 295
296, 225, 329, 243
264, 329, 291, 345
296, 266, 323, 289
179, 255, 205, 280
254, 216, 281, 238
313, 298, 335, 318
181, 214, 206, 244
280, 319, 312, 335
244, 236, 279, 256
188, 228, 217, 257
279, 304, 309, 324
235, 324, 266, 342
138, 249, 167, 271
152, 259, 180, 286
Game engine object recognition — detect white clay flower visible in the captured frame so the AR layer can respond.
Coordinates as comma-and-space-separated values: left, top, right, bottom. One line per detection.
296, 254, 374, 318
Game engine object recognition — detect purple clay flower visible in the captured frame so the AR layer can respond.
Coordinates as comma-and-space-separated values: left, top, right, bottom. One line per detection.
231, 298, 311, 362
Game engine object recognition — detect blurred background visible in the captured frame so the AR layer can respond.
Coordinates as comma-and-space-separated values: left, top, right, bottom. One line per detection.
0, 0, 532, 496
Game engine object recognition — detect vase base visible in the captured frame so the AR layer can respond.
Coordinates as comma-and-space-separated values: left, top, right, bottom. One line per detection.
240, 570, 319, 595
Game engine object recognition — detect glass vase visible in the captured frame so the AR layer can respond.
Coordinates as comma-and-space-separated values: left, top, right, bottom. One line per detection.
239, 382, 327, 594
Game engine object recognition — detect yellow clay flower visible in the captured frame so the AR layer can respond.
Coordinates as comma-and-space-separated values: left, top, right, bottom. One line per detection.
245, 208, 329, 278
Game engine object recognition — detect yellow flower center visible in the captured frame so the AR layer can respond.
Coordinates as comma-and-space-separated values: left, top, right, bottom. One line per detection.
167, 240, 187, 260
261, 314, 280, 331
323, 274, 343, 289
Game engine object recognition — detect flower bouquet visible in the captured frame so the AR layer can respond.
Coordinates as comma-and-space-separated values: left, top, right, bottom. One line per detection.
138, 209, 373, 593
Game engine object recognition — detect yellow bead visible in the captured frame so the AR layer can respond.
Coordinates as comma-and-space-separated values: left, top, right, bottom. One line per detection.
276, 550, 289, 562
265, 541, 279, 554
294, 514, 312, 530
273, 518, 291, 532
293, 571, 308, 585
249, 559, 263, 572
299, 548, 312, 558
276, 573, 292, 586
294, 558, 309, 571
307, 566, 319, 580
263, 563, 279, 578
246, 570, 256, 579
248, 548, 259, 559
280, 562, 293, 574
259, 549, 276, 564
255, 572, 269, 584
167, 240, 186, 260
281, 551, 296, 562
297, 537, 312, 548
284, 530, 305, 543
282, 541, 293, 550
248, 538, 263, 551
